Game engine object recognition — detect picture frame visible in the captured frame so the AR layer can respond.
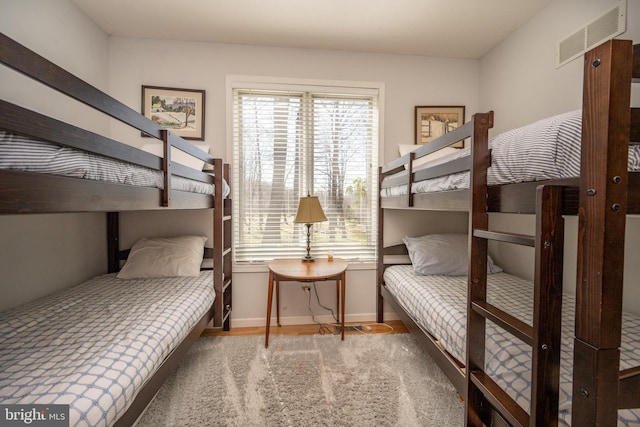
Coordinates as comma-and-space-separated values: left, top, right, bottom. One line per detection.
414, 105, 465, 147
141, 85, 206, 140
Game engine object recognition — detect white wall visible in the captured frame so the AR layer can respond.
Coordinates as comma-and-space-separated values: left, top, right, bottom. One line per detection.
1, 0, 111, 135
481, 0, 639, 133
106, 37, 481, 164
0, 0, 110, 310
107, 37, 481, 326
479, 0, 640, 314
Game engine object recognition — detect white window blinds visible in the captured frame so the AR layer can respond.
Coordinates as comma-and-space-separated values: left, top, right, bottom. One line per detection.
232, 85, 379, 263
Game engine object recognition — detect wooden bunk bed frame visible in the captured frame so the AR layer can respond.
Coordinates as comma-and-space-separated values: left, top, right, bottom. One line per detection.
0, 32, 232, 425
377, 39, 640, 426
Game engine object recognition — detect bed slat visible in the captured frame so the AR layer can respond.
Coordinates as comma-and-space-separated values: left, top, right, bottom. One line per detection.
413, 156, 471, 182
471, 301, 533, 345
0, 169, 214, 213
0, 100, 161, 170
472, 230, 535, 247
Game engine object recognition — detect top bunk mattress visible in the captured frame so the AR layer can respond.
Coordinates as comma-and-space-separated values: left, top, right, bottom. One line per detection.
382, 110, 640, 197
383, 265, 640, 425
0, 271, 214, 427
0, 131, 230, 198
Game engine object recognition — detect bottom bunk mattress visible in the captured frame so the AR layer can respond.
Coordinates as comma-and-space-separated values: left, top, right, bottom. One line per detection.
383, 265, 640, 425
0, 271, 215, 427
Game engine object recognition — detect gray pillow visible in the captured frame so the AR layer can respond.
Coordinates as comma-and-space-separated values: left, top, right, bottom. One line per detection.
402, 234, 502, 276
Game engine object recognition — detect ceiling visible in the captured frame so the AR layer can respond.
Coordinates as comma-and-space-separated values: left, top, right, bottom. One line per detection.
72, 0, 550, 59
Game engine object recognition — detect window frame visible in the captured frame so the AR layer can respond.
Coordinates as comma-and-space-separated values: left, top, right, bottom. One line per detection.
226, 75, 385, 269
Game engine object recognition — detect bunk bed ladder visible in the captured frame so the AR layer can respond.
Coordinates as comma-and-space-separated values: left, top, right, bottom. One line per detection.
466, 185, 565, 427
465, 111, 565, 426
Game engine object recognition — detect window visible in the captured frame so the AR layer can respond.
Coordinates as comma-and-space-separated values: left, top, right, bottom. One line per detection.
231, 79, 380, 264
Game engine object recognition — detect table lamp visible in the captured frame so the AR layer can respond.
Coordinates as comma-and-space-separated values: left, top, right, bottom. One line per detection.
293, 195, 327, 262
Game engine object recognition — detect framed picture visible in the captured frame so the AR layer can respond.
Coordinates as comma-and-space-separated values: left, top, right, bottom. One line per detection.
141, 85, 206, 140
415, 105, 465, 147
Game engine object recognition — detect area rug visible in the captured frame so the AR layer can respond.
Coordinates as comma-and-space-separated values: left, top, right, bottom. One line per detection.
136, 334, 464, 426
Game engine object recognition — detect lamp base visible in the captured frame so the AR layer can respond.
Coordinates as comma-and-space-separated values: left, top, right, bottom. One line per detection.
301, 223, 315, 262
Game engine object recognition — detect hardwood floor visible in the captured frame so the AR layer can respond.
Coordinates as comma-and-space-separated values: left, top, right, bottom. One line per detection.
202, 320, 409, 337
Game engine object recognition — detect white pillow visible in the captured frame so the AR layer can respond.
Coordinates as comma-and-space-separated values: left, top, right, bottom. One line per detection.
117, 236, 207, 279
397, 144, 460, 170
141, 143, 210, 171
402, 234, 502, 276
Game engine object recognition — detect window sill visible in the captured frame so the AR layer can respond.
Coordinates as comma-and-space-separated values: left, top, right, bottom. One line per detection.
233, 260, 376, 273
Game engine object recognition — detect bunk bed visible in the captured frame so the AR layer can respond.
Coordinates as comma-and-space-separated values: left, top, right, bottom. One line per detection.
0, 33, 232, 426
377, 39, 640, 426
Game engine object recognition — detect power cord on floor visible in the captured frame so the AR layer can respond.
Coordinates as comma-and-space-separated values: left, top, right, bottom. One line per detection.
311, 282, 338, 322
326, 322, 396, 335
304, 282, 335, 335
302, 283, 397, 335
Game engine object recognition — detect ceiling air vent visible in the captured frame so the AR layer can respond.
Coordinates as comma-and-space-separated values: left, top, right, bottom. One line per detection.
556, 0, 626, 68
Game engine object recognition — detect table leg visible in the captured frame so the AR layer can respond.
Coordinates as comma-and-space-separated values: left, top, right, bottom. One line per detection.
276, 279, 282, 327
336, 280, 340, 324
341, 271, 346, 341
265, 270, 274, 348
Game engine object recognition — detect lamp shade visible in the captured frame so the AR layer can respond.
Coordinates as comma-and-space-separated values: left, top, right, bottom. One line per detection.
293, 196, 327, 224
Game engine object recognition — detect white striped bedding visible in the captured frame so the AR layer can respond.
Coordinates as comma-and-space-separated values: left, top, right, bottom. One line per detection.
0, 272, 214, 427
0, 131, 230, 198
383, 265, 640, 426
381, 110, 640, 197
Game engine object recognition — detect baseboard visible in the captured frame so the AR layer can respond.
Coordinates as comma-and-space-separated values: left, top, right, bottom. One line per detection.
226, 311, 400, 328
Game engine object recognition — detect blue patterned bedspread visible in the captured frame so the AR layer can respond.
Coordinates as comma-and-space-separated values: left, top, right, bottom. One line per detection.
384, 265, 640, 425
0, 272, 214, 427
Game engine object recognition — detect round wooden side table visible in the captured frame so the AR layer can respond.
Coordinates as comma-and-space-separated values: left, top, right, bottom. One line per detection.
265, 258, 348, 348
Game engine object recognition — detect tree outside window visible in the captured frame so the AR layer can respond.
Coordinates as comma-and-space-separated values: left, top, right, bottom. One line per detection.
232, 85, 379, 263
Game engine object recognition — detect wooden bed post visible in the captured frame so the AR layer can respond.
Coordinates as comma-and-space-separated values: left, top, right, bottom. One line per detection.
407, 152, 415, 207
209, 160, 233, 331
572, 39, 632, 426
530, 185, 564, 426
465, 111, 492, 426
161, 130, 172, 207
107, 212, 119, 273
212, 158, 225, 329
377, 166, 385, 323
222, 163, 232, 331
